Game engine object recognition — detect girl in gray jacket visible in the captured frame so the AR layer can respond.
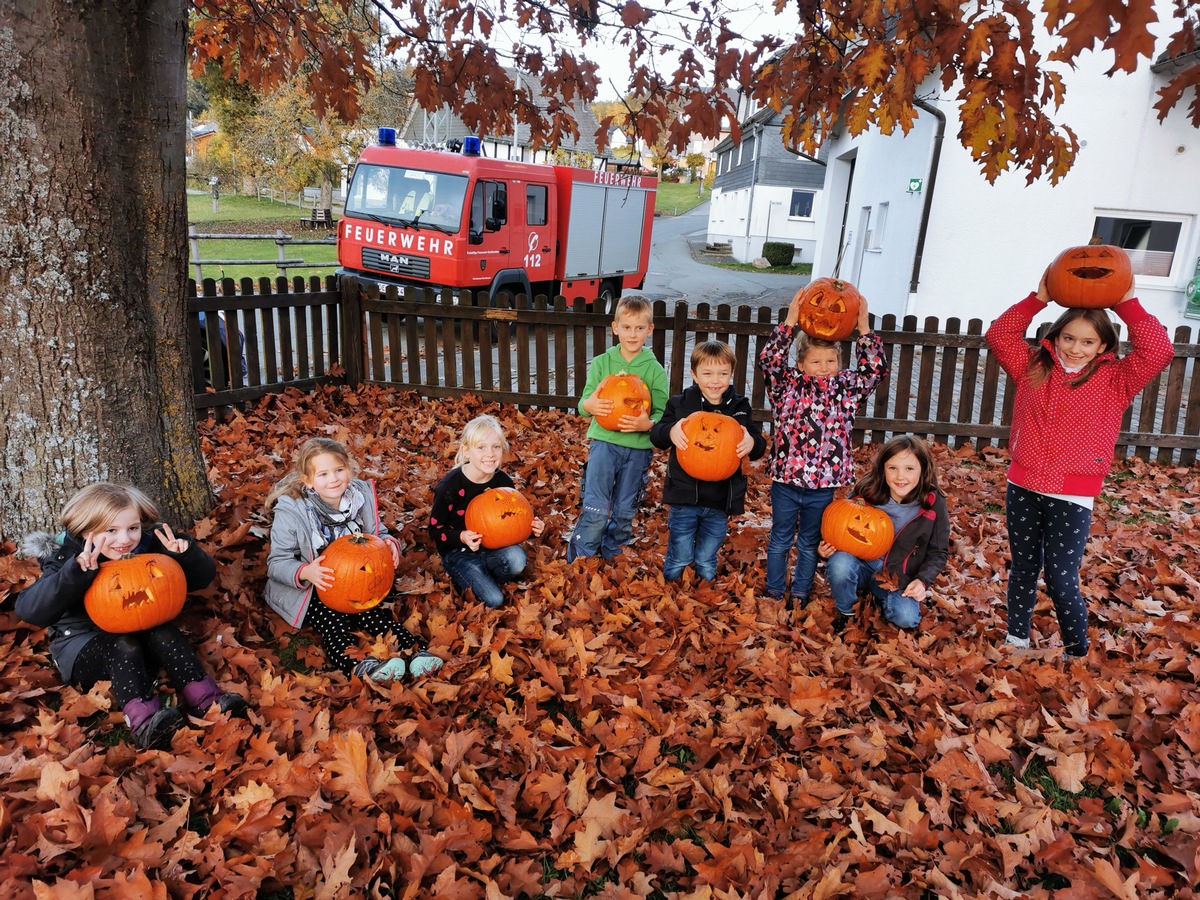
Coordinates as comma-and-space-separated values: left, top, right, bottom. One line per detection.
265, 438, 442, 681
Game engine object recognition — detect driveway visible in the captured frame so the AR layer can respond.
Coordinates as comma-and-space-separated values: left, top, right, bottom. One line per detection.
640, 201, 810, 314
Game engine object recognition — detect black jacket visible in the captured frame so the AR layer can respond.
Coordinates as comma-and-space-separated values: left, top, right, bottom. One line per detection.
880, 490, 950, 590
649, 385, 766, 515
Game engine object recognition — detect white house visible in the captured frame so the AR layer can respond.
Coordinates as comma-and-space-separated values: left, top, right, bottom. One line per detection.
808, 2, 1200, 334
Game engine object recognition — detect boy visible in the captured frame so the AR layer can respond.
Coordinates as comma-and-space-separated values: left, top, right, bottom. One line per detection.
650, 341, 766, 581
569, 295, 669, 562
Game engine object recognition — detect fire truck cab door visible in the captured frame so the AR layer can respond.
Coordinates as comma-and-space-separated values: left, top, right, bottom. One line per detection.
514, 181, 555, 287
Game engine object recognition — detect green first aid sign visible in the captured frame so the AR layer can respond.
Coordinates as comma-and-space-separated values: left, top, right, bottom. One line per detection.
1185, 257, 1200, 319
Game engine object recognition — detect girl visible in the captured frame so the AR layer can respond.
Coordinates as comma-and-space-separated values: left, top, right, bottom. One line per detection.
17, 483, 246, 750
818, 436, 950, 630
758, 292, 889, 607
265, 438, 442, 681
986, 272, 1172, 657
430, 415, 545, 608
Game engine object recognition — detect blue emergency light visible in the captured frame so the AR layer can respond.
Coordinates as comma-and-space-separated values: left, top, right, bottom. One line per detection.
378, 127, 397, 146
462, 135, 482, 156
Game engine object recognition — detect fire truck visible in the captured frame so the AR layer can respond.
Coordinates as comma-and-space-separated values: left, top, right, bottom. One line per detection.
336, 129, 657, 305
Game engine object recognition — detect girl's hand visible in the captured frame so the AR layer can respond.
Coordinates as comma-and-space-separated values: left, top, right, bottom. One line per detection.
154, 524, 189, 554
784, 291, 802, 327
817, 540, 836, 559
736, 426, 754, 458
531, 517, 545, 537
388, 541, 400, 567
670, 419, 690, 450
857, 296, 871, 334
1036, 267, 1051, 303
77, 533, 110, 571
300, 555, 334, 591
461, 530, 483, 551
902, 578, 927, 599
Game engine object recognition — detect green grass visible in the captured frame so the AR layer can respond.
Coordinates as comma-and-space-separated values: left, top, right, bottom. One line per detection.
187, 192, 310, 225
712, 260, 812, 275
654, 180, 709, 216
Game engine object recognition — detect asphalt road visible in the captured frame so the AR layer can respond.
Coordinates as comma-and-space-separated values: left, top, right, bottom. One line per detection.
640, 201, 811, 314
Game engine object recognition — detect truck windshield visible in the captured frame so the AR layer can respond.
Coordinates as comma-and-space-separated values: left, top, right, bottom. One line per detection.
344, 164, 468, 232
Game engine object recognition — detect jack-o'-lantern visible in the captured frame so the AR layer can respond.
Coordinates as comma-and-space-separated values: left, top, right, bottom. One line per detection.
793, 277, 863, 341
464, 487, 535, 549
1045, 242, 1133, 309
677, 411, 743, 481
594, 373, 652, 431
821, 498, 894, 560
317, 532, 395, 613
84, 553, 187, 633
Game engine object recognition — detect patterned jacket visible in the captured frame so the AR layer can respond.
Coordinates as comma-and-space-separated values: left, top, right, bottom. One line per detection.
758, 325, 889, 488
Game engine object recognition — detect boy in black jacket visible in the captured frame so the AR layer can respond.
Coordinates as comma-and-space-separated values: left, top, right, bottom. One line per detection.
650, 341, 767, 581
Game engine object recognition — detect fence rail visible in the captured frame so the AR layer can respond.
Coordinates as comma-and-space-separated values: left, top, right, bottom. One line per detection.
189, 277, 1200, 464
187, 225, 338, 282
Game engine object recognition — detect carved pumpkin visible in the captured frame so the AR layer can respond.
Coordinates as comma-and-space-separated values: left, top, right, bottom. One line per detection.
84, 553, 187, 633
317, 532, 395, 614
594, 373, 652, 431
677, 411, 742, 481
1045, 243, 1133, 309
464, 487, 535, 549
793, 277, 863, 341
821, 498, 894, 560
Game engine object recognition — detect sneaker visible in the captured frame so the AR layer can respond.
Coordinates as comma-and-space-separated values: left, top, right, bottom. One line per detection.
132, 706, 185, 750
408, 649, 444, 679
216, 692, 249, 718
831, 614, 849, 635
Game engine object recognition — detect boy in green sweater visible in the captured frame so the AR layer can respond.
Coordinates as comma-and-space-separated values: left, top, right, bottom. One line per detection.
567, 295, 669, 562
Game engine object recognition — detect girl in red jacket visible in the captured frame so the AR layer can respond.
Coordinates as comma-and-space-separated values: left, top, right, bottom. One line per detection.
985, 273, 1172, 657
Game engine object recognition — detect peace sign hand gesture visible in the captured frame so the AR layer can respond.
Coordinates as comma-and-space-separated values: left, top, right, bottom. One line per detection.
154, 524, 189, 554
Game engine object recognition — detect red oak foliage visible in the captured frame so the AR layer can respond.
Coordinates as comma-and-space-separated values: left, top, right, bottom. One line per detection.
2, 385, 1199, 897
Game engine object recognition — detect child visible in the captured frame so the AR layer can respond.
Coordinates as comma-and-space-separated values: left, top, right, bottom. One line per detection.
568, 294, 669, 562
650, 341, 767, 581
758, 292, 888, 606
985, 272, 1172, 657
429, 415, 545, 608
16, 483, 246, 750
265, 438, 443, 681
818, 436, 949, 630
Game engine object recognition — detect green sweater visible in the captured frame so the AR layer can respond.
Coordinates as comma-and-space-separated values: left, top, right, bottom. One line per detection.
578, 345, 669, 449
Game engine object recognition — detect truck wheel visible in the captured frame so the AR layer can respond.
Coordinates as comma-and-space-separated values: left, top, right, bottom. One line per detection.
597, 280, 617, 312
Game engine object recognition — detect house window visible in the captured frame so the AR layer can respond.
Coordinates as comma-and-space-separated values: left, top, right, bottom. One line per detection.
1092, 213, 1184, 277
789, 190, 815, 219
744, 134, 756, 163
720, 149, 732, 174
526, 185, 547, 226
869, 202, 888, 250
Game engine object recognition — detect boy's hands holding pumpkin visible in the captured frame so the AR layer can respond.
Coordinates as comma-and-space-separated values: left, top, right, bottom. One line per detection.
736, 426, 754, 458
581, 390, 614, 421
669, 419, 691, 450
300, 555, 335, 591
618, 408, 653, 432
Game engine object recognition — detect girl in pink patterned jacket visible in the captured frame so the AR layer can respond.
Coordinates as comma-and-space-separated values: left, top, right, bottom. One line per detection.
758, 293, 888, 607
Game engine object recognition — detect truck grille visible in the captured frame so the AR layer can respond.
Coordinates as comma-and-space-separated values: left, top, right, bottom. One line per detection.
361, 247, 431, 279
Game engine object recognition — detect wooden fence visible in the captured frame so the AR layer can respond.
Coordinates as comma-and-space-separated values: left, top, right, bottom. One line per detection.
189, 277, 1200, 465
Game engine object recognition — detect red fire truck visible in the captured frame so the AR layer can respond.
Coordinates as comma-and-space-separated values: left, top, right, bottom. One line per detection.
337, 130, 657, 305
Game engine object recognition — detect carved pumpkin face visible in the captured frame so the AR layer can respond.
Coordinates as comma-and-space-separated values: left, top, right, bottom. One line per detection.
84, 553, 187, 633
677, 411, 742, 482
594, 373, 652, 431
1045, 244, 1133, 309
317, 532, 396, 614
793, 277, 863, 341
821, 498, 895, 560
464, 487, 534, 549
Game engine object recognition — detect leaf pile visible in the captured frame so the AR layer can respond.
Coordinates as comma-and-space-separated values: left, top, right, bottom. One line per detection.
2, 384, 1199, 898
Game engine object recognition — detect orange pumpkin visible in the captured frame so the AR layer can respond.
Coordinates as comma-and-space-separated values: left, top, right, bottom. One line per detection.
792, 277, 863, 341
317, 532, 395, 614
821, 498, 894, 560
464, 487, 535, 549
84, 553, 187, 633
594, 373, 651, 431
677, 411, 742, 481
1045, 243, 1133, 309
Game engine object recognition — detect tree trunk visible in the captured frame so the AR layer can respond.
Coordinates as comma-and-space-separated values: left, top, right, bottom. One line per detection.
0, 0, 212, 538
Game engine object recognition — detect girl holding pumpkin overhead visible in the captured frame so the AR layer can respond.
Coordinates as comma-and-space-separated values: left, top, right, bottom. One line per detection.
758, 289, 888, 608
817, 436, 950, 630
16, 483, 246, 750
985, 266, 1172, 658
429, 415, 545, 609
650, 341, 766, 581
265, 437, 443, 681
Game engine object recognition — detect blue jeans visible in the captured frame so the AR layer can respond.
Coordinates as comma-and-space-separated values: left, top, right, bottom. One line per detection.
825, 551, 921, 628
664, 504, 728, 581
569, 440, 651, 561
442, 544, 527, 608
765, 483, 835, 599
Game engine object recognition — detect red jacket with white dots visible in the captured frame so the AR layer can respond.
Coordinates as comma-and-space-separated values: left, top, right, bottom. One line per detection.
985, 293, 1173, 497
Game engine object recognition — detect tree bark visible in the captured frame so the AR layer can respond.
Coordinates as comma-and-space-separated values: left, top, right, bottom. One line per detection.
0, 0, 212, 538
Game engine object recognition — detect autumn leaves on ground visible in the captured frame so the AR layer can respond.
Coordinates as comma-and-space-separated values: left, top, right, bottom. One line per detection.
2, 385, 1199, 899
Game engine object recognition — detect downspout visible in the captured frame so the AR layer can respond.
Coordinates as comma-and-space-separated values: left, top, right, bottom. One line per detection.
909, 98, 946, 294
743, 122, 763, 260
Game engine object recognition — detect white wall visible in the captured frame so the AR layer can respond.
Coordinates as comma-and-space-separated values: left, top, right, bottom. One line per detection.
708, 185, 822, 263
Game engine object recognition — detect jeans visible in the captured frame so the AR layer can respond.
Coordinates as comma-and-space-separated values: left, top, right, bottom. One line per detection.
825, 551, 921, 628
442, 544, 528, 608
664, 504, 728, 581
569, 440, 651, 561
765, 482, 835, 599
